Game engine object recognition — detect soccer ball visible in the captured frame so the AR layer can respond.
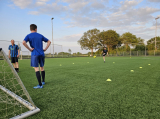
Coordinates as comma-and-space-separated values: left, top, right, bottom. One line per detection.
94, 56, 96, 58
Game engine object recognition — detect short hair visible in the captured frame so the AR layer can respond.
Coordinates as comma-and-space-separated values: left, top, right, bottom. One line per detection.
30, 24, 37, 31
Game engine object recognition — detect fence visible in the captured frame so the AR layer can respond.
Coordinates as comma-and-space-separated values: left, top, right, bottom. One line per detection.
0, 40, 63, 59
106, 50, 160, 57
3, 50, 160, 59
1, 40, 160, 59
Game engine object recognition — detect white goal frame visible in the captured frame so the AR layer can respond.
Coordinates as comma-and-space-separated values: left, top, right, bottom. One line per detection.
0, 48, 40, 119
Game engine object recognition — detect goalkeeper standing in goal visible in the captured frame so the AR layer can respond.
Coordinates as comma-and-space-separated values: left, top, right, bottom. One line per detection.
102, 47, 108, 63
23, 24, 51, 89
8, 40, 20, 72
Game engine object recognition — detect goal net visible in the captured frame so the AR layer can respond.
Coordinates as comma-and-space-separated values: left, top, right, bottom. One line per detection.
0, 40, 63, 59
20, 43, 63, 58
0, 48, 40, 119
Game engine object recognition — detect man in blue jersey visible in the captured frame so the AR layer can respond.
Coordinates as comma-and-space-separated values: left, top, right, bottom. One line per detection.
23, 24, 51, 89
8, 40, 20, 72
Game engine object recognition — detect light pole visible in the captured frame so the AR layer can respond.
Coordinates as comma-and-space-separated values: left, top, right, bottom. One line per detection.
155, 17, 159, 50
51, 17, 54, 57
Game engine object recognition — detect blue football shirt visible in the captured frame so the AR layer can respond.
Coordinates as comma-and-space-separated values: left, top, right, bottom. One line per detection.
8, 44, 19, 57
24, 32, 48, 56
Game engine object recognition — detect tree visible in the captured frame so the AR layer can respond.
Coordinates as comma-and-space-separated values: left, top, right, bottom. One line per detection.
147, 36, 160, 50
117, 45, 130, 51
68, 49, 72, 54
137, 37, 144, 43
95, 49, 102, 55
97, 30, 106, 47
112, 33, 122, 49
147, 44, 155, 50
120, 32, 138, 51
100, 30, 120, 52
54, 52, 57, 55
78, 28, 100, 56
135, 45, 146, 51
77, 52, 81, 55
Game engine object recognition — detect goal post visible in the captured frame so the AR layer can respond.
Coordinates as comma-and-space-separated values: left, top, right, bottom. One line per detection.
0, 48, 40, 119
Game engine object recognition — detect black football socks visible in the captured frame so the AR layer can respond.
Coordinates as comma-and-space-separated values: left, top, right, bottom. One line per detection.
15, 68, 19, 72
41, 71, 45, 82
36, 71, 42, 86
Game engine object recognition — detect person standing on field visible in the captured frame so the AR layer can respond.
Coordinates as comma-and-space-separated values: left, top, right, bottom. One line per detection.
102, 47, 109, 63
8, 40, 20, 72
23, 24, 51, 89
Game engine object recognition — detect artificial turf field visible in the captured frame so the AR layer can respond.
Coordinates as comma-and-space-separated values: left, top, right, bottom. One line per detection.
18, 56, 160, 119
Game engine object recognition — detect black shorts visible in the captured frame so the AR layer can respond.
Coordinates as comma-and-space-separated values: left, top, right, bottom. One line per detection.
103, 53, 106, 56
11, 57, 18, 63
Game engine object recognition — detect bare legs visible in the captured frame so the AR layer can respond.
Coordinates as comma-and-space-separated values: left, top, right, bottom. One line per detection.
12, 62, 19, 68
34, 67, 44, 72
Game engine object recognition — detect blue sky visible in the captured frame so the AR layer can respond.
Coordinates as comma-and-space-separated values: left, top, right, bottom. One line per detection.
0, 0, 160, 53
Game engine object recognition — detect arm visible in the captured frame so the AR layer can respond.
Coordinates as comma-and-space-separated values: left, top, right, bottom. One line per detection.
17, 49, 20, 57
8, 50, 10, 58
43, 40, 51, 52
102, 49, 104, 54
22, 41, 34, 52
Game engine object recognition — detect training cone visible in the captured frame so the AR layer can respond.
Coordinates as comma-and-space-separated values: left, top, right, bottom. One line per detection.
148, 64, 151, 65
73, 63, 74, 64
106, 79, 111, 81
130, 70, 134, 72
139, 67, 142, 68
113, 62, 115, 63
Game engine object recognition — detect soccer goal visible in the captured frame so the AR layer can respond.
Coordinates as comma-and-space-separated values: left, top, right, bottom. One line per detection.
0, 48, 40, 119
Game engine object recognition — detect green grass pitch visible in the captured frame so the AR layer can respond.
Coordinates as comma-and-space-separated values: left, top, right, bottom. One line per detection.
18, 56, 160, 119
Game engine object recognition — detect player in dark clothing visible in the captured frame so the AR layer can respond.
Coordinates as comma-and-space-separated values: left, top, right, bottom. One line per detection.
8, 40, 20, 72
102, 47, 108, 63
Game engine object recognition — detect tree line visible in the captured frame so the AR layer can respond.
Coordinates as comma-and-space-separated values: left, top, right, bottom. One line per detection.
78, 28, 160, 55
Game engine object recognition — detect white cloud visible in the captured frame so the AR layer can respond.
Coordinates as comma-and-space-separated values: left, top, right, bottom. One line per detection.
29, 2, 68, 15
69, 1, 89, 12
150, 25, 160, 30
11, 0, 32, 9
148, 0, 160, 2
120, 0, 142, 11
36, 2, 46, 6
35, 0, 50, 6
38, 0, 50, 2
91, 1, 105, 9
10, 0, 160, 44
55, 34, 82, 42
28, 11, 39, 15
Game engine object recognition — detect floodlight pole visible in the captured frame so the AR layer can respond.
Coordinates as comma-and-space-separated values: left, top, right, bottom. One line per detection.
145, 44, 146, 56
61, 45, 63, 58
155, 17, 159, 51
51, 17, 54, 57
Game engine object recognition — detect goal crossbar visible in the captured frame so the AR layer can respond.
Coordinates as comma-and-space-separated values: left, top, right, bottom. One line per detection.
0, 85, 40, 119
0, 85, 35, 110
10, 108, 40, 119
0, 48, 40, 119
